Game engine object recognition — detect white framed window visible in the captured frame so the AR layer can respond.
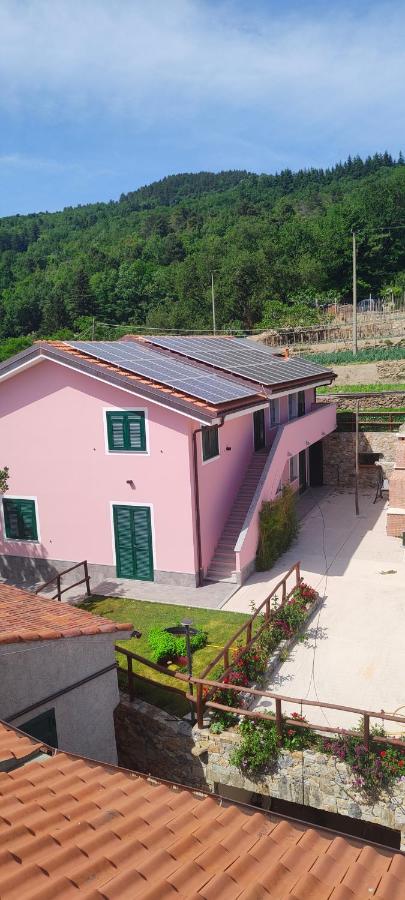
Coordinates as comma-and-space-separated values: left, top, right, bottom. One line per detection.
269, 399, 280, 426
289, 455, 298, 482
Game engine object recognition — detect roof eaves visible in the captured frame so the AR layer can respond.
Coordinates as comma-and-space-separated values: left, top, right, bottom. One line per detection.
0, 342, 221, 424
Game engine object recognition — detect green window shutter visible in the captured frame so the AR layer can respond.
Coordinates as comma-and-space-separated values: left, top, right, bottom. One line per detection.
202, 425, 219, 461
132, 507, 154, 581
107, 411, 146, 452
3, 499, 38, 541
113, 505, 136, 578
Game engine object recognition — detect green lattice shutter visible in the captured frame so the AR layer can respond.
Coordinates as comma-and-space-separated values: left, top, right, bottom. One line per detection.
132, 507, 153, 581
113, 505, 136, 578
107, 412, 146, 451
126, 413, 146, 451
3, 498, 38, 541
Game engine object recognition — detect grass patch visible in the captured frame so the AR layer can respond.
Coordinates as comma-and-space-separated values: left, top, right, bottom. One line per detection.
79, 595, 249, 716
307, 345, 405, 365
318, 383, 405, 394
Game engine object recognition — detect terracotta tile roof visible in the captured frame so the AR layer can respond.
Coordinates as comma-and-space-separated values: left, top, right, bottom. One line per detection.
45, 341, 264, 416
0, 722, 403, 899
0, 583, 133, 644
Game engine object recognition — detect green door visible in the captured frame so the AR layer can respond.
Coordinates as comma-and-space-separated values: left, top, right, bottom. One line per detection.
253, 409, 265, 451
113, 505, 154, 581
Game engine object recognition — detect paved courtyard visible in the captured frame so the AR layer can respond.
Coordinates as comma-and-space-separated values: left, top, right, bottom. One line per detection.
223, 489, 405, 734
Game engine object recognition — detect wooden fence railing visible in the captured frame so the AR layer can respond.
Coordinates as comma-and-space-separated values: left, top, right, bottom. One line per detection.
337, 410, 405, 433
115, 646, 405, 751
35, 560, 91, 602
200, 561, 301, 683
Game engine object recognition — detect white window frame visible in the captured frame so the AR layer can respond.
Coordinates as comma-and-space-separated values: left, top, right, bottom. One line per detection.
0, 495, 41, 544
269, 399, 280, 427
103, 407, 150, 457
289, 455, 299, 483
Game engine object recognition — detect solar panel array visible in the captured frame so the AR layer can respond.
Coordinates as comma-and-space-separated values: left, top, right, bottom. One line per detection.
67, 341, 258, 405
146, 336, 332, 386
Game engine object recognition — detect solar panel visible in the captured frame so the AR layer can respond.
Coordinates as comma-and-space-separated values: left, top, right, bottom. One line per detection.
146, 336, 331, 386
67, 341, 257, 405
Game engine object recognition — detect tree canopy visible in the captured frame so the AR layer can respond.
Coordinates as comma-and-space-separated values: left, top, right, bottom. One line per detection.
0, 153, 404, 338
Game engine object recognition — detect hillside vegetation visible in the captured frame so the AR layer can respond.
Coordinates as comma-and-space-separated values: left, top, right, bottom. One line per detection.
0, 154, 404, 339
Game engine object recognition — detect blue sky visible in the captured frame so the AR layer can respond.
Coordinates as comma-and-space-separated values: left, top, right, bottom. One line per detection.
0, 0, 404, 216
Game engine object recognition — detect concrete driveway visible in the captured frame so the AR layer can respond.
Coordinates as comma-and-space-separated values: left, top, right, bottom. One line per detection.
224, 489, 405, 733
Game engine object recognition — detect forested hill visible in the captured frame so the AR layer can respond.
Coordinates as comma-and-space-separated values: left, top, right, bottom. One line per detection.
0, 153, 404, 342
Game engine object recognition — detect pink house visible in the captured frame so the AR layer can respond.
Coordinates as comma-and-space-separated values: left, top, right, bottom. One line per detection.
0, 336, 336, 587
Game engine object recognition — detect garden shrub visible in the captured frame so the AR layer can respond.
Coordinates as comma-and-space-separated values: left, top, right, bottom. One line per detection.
148, 625, 207, 664
256, 486, 298, 571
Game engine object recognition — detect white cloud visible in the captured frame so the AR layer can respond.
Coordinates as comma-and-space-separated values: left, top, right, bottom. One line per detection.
0, 0, 403, 136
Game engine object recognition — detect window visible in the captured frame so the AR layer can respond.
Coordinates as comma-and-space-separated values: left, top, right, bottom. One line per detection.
202, 425, 219, 461
288, 393, 298, 419
297, 391, 306, 417
289, 455, 298, 482
3, 498, 38, 541
269, 399, 279, 426
106, 411, 146, 452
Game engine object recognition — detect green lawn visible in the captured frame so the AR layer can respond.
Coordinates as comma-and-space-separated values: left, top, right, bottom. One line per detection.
318, 383, 405, 394
80, 596, 249, 716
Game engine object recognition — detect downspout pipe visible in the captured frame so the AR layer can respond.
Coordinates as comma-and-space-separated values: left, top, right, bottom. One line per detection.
192, 417, 225, 587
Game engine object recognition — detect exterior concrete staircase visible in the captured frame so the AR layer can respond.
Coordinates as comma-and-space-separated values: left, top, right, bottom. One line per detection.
205, 450, 268, 583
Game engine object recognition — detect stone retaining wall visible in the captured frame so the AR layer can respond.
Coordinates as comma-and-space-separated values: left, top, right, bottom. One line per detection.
321, 392, 405, 411
323, 431, 396, 488
114, 696, 405, 849
114, 695, 206, 788
193, 727, 405, 850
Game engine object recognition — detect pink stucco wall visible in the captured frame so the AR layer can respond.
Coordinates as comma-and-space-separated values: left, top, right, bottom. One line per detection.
0, 360, 197, 577
195, 411, 257, 572
236, 402, 337, 575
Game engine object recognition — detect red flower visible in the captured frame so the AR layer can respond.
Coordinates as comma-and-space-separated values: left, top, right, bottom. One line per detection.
287, 729, 294, 736
399, 760, 405, 767
380, 751, 387, 758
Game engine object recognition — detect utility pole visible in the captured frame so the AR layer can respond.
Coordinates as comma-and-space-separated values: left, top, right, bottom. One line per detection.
211, 272, 217, 336
352, 230, 357, 356
354, 398, 360, 516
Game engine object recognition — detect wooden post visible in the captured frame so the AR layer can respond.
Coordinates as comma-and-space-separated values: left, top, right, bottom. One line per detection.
128, 655, 134, 702
246, 622, 252, 646
265, 598, 270, 622
84, 560, 91, 597
296, 561, 301, 586
282, 580, 287, 605
275, 698, 283, 738
196, 683, 204, 729
56, 574, 62, 602
363, 713, 370, 750
355, 400, 360, 516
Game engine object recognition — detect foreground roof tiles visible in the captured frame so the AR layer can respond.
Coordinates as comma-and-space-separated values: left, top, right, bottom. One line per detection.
0, 583, 132, 644
0, 722, 403, 899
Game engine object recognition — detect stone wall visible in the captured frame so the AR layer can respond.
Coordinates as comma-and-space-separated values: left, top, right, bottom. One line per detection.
377, 361, 405, 382
193, 727, 405, 850
114, 696, 405, 849
114, 695, 206, 788
323, 431, 397, 488
320, 392, 405, 411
